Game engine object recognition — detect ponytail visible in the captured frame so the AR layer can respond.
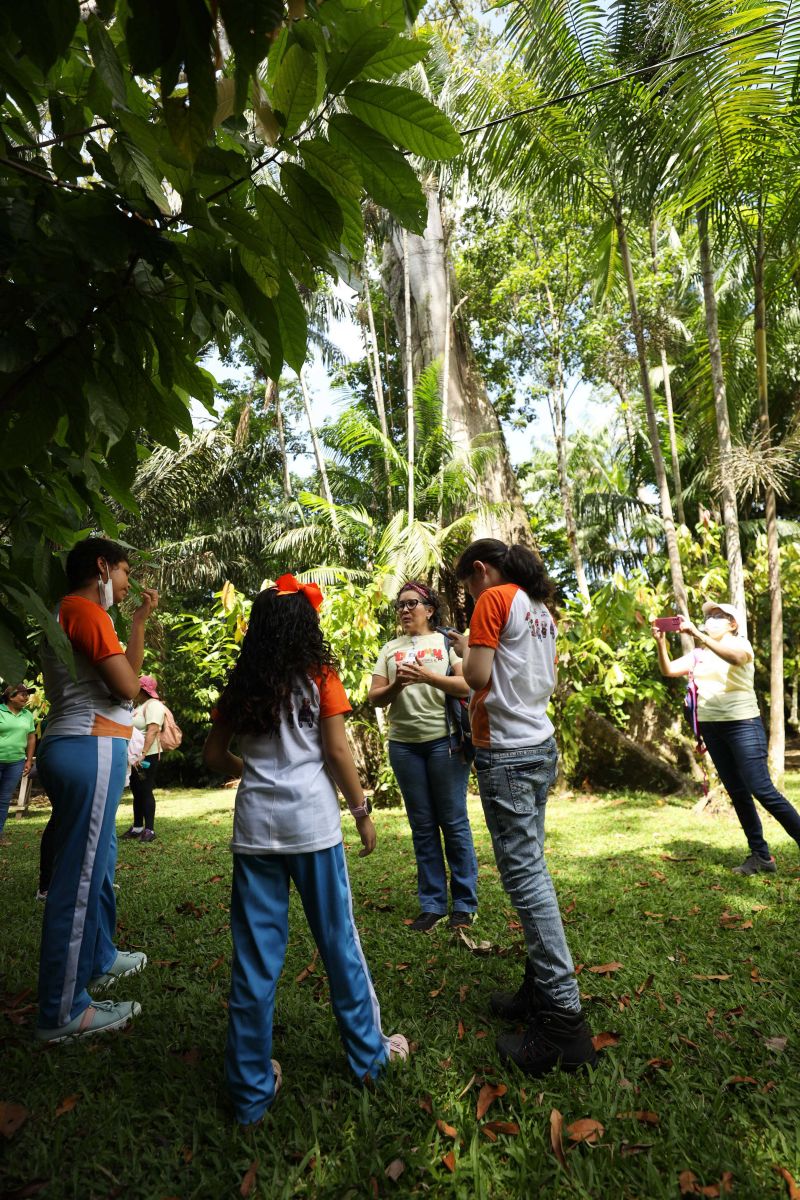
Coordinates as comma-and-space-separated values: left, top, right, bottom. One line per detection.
456, 538, 558, 614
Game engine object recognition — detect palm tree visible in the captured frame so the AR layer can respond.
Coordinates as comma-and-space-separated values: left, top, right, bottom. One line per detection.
453, 0, 692, 635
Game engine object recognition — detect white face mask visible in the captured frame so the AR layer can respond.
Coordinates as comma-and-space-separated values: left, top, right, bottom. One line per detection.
98, 563, 114, 610
705, 617, 732, 638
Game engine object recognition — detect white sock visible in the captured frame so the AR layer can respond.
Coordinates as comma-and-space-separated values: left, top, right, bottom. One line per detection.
129, 825, 144, 833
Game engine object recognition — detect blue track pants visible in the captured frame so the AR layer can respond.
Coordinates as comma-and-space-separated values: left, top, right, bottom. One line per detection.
226, 842, 391, 1125
36, 735, 126, 1028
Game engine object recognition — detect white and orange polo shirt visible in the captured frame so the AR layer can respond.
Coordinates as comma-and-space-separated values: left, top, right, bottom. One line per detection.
41, 595, 134, 740
468, 584, 557, 750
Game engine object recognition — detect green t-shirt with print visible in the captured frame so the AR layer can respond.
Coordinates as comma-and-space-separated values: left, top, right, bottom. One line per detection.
372, 632, 460, 744
0, 703, 35, 762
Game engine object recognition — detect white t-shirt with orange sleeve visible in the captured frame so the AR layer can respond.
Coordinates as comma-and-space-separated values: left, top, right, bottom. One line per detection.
41, 595, 134, 740
229, 667, 353, 854
468, 584, 557, 750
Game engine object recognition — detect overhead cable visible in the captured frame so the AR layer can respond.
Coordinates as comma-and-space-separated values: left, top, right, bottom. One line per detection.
458, 15, 800, 137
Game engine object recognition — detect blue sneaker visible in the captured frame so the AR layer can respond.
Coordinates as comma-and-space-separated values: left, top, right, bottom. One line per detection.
89, 950, 147, 992
35, 1000, 141, 1043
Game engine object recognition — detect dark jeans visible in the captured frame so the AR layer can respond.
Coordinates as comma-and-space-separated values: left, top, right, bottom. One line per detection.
130, 754, 159, 830
0, 759, 25, 836
475, 738, 580, 1012
700, 717, 800, 859
388, 736, 478, 915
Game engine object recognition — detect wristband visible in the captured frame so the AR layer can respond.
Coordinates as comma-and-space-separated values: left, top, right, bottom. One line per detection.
349, 800, 372, 819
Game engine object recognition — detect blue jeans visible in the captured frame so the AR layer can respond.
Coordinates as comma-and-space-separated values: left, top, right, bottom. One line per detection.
700, 717, 800, 859
388, 736, 478, 915
475, 738, 580, 1013
0, 758, 25, 836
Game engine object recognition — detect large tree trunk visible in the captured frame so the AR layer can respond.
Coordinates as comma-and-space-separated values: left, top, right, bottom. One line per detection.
613, 197, 691, 652
361, 271, 393, 516
402, 228, 415, 525
649, 218, 686, 528
383, 180, 532, 544
541, 278, 590, 602
754, 222, 785, 783
696, 207, 747, 626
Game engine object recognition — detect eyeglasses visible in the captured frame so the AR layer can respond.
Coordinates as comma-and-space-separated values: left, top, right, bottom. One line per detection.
395, 598, 422, 611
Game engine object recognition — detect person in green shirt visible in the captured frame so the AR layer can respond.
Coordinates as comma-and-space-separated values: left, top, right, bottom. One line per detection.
0, 683, 37, 841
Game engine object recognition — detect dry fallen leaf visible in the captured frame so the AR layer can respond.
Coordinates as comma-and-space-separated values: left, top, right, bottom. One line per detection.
418, 1095, 433, 1114
774, 1165, 800, 1199
441, 1151, 456, 1173
295, 950, 319, 984
457, 1020, 465, 1041
209, 954, 225, 973
725, 1075, 759, 1087
550, 1108, 569, 1171
384, 1158, 405, 1181
456, 1074, 477, 1100
476, 1082, 507, 1121
429, 977, 446, 998
635, 974, 655, 996
692, 974, 732, 981
436, 1120, 458, 1140
240, 1160, 258, 1198
621, 1142, 654, 1157
481, 1120, 520, 1141
592, 1031, 621, 1050
764, 1036, 788, 1053
616, 1110, 659, 1126
0, 1102, 29, 1139
55, 1094, 79, 1117
646, 1057, 673, 1070
566, 1117, 605, 1144
587, 961, 623, 975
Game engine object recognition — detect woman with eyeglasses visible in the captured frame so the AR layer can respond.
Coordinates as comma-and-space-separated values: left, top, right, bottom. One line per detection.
369, 582, 478, 932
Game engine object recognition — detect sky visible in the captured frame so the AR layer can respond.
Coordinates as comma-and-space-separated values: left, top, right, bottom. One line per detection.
200, 293, 615, 475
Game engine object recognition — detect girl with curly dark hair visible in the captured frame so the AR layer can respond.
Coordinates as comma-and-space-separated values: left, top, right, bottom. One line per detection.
203, 574, 407, 1127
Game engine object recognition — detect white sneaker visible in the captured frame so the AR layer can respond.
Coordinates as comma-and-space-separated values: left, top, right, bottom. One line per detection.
89, 950, 147, 992
388, 1033, 410, 1061
35, 1000, 141, 1043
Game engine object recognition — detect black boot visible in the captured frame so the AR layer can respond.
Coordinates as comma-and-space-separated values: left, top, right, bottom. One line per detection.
489, 958, 538, 1022
497, 1007, 598, 1076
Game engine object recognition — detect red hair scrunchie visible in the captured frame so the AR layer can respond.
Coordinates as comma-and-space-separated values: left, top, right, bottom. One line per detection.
274, 572, 324, 612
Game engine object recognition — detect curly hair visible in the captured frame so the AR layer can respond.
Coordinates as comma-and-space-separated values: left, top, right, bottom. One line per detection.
217, 589, 337, 736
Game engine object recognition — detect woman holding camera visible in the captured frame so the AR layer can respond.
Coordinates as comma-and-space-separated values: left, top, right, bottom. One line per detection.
653, 600, 800, 875
369, 581, 478, 932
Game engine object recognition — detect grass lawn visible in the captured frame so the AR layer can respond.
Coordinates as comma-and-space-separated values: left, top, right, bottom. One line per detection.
2, 777, 800, 1200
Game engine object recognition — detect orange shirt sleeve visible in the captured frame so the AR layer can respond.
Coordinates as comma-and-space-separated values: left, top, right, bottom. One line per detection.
468, 585, 515, 649
316, 668, 352, 718
60, 597, 124, 664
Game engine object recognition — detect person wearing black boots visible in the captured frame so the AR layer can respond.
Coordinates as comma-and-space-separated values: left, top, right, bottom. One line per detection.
451, 539, 597, 1077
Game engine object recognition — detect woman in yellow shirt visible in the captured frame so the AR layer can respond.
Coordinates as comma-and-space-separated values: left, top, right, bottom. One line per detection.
653, 600, 800, 875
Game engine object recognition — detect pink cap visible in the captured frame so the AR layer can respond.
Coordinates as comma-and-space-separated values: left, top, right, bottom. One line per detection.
139, 675, 159, 699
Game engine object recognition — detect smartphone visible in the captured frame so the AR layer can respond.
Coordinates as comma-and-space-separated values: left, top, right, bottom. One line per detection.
653, 615, 682, 632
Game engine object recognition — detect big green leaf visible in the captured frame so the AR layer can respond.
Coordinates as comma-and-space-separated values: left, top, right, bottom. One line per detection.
299, 137, 364, 258
0, 619, 29, 683
326, 27, 395, 93
254, 185, 332, 284
271, 43, 318, 138
5, 582, 76, 675
238, 248, 280, 298
86, 14, 128, 107
344, 82, 463, 160
274, 269, 307, 374
280, 163, 343, 250
328, 114, 425, 232
356, 34, 430, 81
